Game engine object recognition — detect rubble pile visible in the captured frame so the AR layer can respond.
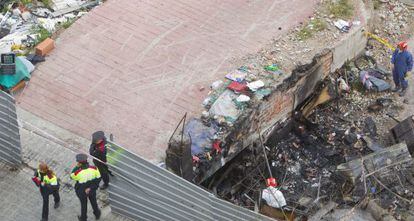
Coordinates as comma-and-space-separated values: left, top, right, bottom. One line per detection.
207, 58, 414, 220
0, 0, 100, 91
0, 0, 100, 55
167, 0, 414, 219
188, 0, 370, 184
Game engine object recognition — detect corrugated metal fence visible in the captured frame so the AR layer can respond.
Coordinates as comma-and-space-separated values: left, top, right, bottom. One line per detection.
0, 91, 21, 166
107, 142, 274, 221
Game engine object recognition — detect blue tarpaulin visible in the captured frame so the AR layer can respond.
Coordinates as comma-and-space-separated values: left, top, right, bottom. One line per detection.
185, 118, 217, 155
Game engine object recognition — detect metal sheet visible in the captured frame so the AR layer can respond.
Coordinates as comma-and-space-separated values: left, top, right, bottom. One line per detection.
0, 91, 21, 166
107, 142, 274, 221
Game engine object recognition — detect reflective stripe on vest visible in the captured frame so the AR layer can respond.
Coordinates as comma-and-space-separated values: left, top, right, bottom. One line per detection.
37, 169, 58, 186
70, 166, 101, 184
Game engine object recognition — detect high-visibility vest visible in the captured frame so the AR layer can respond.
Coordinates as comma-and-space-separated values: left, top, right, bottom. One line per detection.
70, 166, 101, 184
36, 170, 58, 186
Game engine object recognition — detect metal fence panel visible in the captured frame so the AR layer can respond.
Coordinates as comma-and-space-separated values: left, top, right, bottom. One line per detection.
0, 91, 21, 166
107, 142, 274, 221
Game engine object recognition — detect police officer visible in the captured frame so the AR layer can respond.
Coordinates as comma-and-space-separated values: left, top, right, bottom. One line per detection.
32, 162, 60, 221
89, 131, 110, 190
71, 154, 101, 221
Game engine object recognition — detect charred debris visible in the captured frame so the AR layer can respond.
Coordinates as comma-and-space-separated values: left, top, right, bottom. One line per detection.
202, 55, 414, 220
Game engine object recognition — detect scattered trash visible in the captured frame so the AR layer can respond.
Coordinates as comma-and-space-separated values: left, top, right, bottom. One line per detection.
209, 90, 239, 120
227, 81, 247, 93
262, 186, 287, 209
247, 80, 265, 91
255, 88, 272, 100
17, 56, 34, 73
264, 64, 279, 72
225, 69, 247, 83
236, 94, 250, 102
360, 71, 391, 91
352, 20, 361, 26
184, 118, 217, 155
211, 80, 224, 90
334, 19, 351, 32
337, 77, 350, 93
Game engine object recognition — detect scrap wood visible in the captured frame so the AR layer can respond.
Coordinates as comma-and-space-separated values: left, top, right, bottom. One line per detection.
362, 198, 398, 221
365, 158, 413, 178
302, 86, 332, 117
337, 143, 412, 184
372, 175, 412, 204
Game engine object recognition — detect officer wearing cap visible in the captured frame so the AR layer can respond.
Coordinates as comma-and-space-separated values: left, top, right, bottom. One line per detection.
70, 154, 102, 221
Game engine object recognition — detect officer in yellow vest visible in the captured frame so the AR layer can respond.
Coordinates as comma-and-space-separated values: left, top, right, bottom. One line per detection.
32, 162, 60, 221
71, 153, 102, 221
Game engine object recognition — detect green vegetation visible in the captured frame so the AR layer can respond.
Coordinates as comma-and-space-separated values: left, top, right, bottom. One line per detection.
297, 18, 327, 40
21, 0, 32, 5
328, 0, 354, 19
297, 27, 312, 40
61, 19, 76, 29
373, 0, 381, 10
41, 0, 51, 9
310, 18, 327, 32
32, 26, 51, 45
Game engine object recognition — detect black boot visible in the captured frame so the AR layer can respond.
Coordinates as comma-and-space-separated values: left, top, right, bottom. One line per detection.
100, 184, 109, 190
399, 88, 407, 97
94, 209, 101, 220
54, 202, 60, 209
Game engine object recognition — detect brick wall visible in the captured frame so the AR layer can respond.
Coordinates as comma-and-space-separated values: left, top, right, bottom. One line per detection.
197, 0, 371, 184
199, 46, 364, 183
214, 50, 335, 180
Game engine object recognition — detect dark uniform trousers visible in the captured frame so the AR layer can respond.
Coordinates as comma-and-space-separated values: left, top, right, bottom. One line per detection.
41, 187, 60, 219
76, 188, 100, 221
96, 164, 109, 186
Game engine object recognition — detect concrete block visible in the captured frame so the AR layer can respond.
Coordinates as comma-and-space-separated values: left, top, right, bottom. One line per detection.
35, 38, 55, 56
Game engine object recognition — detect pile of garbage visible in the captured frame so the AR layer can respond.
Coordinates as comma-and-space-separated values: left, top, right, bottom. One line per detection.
206, 55, 414, 220
189, 64, 282, 183
0, 0, 99, 55
0, 0, 100, 91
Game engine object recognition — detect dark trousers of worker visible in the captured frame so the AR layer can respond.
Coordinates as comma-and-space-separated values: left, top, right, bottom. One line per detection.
41, 188, 60, 220
76, 188, 100, 221
96, 164, 109, 186
393, 70, 408, 89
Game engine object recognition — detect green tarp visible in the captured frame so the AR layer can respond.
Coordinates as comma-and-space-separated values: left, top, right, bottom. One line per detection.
0, 58, 30, 89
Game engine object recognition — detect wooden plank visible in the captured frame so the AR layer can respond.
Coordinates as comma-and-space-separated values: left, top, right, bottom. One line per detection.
391, 116, 414, 154
337, 143, 412, 183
